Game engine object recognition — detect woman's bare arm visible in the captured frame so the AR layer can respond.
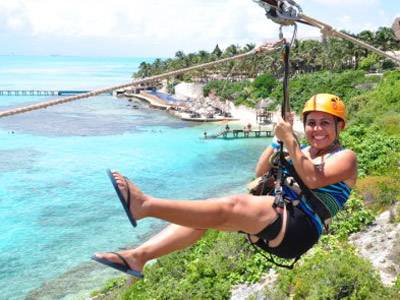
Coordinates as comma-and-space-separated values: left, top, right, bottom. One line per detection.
282, 133, 357, 188
255, 146, 276, 177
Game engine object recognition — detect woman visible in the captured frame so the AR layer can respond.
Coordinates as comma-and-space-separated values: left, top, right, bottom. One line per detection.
92, 93, 357, 278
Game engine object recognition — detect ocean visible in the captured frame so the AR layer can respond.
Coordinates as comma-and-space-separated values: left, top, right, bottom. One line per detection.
0, 55, 271, 300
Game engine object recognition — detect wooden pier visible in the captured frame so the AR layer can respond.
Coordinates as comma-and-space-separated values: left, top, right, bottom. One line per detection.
0, 90, 112, 96
205, 129, 273, 139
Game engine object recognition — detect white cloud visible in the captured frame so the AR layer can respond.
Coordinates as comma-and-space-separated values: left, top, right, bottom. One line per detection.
338, 15, 352, 27
0, 0, 278, 53
0, 0, 395, 56
310, 0, 378, 6
0, 1, 235, 37
6, 17, 24, 30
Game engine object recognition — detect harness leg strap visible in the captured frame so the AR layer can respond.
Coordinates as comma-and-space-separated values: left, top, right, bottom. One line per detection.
255, 213, 283, 241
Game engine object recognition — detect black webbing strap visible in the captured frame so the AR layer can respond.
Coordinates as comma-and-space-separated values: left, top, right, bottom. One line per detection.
248, 237, 300, 269
255, 214, 282, 240
281, 159, 331, 222
281, 43, 290, 119
273, 42, 291, 209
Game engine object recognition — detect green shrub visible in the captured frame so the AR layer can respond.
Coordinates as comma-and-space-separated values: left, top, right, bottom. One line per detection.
328, 194, 375, 240
270, 70, 371, 113
252, 73, 278, 98
121, 231, 272, 300
266, 245, 394, 299
358, 53, 382, 71
203, 80, 252, 102
90, 277, 126, 298
355, 175, 400, 211
341, 124, 400, 176
348, 71, 400, 127
202, 73, 279, 108
379, 112, 400, 136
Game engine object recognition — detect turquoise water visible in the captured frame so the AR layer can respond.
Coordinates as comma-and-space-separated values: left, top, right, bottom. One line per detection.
0, 56, 271, 299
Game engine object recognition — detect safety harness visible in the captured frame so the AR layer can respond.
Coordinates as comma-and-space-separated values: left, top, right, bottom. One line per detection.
246, 41, 333, 269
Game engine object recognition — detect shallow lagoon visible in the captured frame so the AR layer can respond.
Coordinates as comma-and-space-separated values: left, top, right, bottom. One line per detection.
0, 56, 270, 299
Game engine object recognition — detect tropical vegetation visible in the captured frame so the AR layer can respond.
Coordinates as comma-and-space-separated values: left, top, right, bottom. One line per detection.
133, 27, 399, 80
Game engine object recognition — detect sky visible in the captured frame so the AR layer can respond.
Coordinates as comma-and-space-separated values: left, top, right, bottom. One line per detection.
0, 0, 398, 57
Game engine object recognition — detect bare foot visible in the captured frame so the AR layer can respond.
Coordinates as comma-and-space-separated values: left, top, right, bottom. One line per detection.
94, 250, 145, 273
111, 171, 148, 220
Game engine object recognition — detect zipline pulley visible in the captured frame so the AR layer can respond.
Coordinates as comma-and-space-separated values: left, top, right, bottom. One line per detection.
252, 0, 302, 26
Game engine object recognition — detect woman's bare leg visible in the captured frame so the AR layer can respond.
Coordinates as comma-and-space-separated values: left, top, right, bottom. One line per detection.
95, 224, 206, 272
95, 171, 287, 273
111, 171, 278, 234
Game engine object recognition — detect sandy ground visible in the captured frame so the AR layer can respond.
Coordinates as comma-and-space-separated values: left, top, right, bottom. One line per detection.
229, 103, 304, 137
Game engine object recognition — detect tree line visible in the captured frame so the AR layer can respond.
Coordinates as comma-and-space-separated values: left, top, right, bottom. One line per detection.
133, 27, 400, 80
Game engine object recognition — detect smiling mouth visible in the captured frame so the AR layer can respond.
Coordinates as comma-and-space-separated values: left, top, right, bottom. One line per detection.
313, 136, 327, 140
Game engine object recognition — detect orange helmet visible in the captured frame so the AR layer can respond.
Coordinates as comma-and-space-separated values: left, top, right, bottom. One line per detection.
302, 93, 346, 124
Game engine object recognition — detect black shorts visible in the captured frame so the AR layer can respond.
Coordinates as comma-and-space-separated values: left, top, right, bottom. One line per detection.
255, 205, 320, 259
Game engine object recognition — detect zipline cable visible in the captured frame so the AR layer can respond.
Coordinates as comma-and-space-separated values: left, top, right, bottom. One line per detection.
0, 42, 283, 119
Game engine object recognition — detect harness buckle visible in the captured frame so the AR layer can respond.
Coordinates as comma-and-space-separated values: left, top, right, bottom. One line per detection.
273, 188, 286, 209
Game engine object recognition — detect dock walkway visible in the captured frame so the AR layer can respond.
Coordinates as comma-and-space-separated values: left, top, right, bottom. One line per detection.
0, 90, 97, 96
125, 91, 171, 110
205, 129, 273, 139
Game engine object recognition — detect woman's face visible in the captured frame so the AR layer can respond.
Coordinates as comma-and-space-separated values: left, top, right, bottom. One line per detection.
304, 111, 340, 149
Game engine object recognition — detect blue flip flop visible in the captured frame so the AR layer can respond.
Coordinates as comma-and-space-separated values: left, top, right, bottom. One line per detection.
107, 169, 137, 227
91, 252, 144, 279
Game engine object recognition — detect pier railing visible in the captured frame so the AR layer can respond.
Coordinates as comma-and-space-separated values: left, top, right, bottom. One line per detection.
205, 129, 273, 139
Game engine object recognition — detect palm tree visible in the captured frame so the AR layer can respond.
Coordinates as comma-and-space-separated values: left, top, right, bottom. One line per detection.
224, 44, 239, 57
152, 58, 163, 75
198, 50, 210, 63
375, 27, 397, 51
175, 51, 186, 60
212, 44, 222, 58
358, 30, 375, 45
243, 43, 256, 52
134, 61, 152, 78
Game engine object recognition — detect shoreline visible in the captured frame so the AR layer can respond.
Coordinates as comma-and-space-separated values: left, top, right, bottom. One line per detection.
124, 89, 304, 137
125, 91, 242, 124
124, 90, 269, 126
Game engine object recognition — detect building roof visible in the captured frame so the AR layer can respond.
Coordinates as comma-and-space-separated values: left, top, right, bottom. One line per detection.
392, 17, 400, 40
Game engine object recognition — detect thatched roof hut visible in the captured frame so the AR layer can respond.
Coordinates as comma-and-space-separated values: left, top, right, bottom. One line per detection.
255, 98, 274, 110
392, 17, 400, 40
